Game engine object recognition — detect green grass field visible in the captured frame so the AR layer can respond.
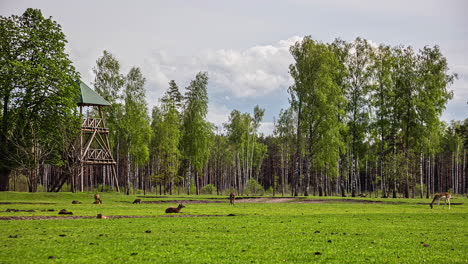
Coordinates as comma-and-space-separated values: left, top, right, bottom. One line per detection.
1, 192, 467, 263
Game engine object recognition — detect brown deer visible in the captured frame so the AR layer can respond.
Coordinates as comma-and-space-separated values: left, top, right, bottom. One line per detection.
58, 209, 73, 215
165, 204, 185, 213
133, 199, 142, 204
97, 213, 108, 219
72, 200, 82, 204
94, 194, 102, 204
229, 193, 236, 205
430, 192, 451, 209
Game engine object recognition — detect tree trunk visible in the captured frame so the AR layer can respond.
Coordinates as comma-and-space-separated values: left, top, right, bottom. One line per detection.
426, 156, 430, 199
304, 154, 311, 196
420, 152, 424, 198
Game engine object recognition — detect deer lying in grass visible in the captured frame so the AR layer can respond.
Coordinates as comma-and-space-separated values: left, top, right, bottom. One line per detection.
165, 204, 185, 213
430, 192, 451, 209
97, 213, 108, 219
133, 199, 142, 204
72, 200, 82, 204
229, 193, 236, 205
58, 209, 73, 215
94, 194, 102, 204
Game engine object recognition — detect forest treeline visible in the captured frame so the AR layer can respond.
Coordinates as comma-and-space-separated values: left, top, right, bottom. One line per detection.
1, 9, 467, 197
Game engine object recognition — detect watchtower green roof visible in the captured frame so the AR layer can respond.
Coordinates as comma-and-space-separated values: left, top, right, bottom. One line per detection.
77, 81, 111, 106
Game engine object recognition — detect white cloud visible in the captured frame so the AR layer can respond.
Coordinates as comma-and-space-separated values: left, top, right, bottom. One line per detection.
142, 36, 302, 100
207, 103, 231, 132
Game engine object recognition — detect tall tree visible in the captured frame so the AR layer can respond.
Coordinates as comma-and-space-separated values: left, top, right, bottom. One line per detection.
274, 108, 296, 195
155, 89, 182, 194
92, 50, 125, 152
181, 72, 212, 194
289, 36, 346, 196
338, 38, 373, 197
121, 67, 151, 193
369, 44, 395, 197
0, 9, 80, 191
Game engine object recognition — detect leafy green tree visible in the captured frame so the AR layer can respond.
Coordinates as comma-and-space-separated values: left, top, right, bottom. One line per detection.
369, 44, 395, 197
289, 36, 346, 196
121, 67, 151, 193
156, 95, 181, 194
0, 9, 80, 191
181, 72, 213, 194
274, 108, 296, 195
337, 38, 373, 197
92, 50, 125, 153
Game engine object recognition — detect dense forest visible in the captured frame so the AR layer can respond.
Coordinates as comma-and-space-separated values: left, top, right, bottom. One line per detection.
1, 9, 467, 197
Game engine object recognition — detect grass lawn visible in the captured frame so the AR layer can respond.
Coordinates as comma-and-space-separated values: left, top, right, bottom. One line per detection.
0, 192, 467, 263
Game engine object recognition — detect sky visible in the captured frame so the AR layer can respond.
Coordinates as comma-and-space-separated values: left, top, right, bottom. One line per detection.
1, 0, 467, 134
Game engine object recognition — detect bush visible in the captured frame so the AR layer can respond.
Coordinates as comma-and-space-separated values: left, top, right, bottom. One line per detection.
36, 184, 46, 192
189, 179, 196, 194
244, 178, 264, 196
265, 186, 274, 195
9, 174, 28, 192
201, 184, 217, 195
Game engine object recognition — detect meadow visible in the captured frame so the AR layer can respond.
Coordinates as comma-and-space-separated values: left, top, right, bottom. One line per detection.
0, 192, 467, 263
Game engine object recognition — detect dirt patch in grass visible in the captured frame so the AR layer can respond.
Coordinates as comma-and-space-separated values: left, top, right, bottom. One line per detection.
135, 200, 227, 204
0, 202, 56, 205
0, 214, 230, 221
128, 197, 465, 205
296, 199, 399, 204
236, 198, 297, 203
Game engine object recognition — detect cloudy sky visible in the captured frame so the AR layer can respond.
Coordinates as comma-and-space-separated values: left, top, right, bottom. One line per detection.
1, 0, 467, 134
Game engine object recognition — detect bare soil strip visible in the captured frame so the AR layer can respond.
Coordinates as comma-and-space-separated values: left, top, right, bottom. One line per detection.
138, 200, 226, 204
0, 214, 229, 221
0, 202, 56, 205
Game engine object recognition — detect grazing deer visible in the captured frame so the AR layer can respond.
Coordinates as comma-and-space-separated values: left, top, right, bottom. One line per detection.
430, 192, 451, 209
358, 193, 368, 198
229, 193, 236, 205
94, 194, 102, 204
165, 204, 185, 213
133, 199, 142, 204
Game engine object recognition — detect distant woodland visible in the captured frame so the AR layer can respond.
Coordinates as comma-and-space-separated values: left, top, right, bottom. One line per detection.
1, 9, 467, 197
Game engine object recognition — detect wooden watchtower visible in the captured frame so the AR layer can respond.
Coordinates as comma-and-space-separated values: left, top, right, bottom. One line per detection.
77, 81, 119, 192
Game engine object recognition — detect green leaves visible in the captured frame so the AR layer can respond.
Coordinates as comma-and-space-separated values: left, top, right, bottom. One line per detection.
0, 9, 80, 190
181, 72, 212, 174
289, 36, 346, 175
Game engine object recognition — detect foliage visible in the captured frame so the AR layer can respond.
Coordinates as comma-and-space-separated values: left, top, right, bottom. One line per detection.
244, 177, 265, 195
200, 184, 217, 195
0, 8, 81, 191
121, 67, 151, 166
289, 36, 346, 196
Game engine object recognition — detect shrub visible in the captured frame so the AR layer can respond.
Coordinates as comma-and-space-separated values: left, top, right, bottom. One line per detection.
265, 186, 274, 195
201, 184, 217, 195
244, 178, 264, 196
189, 179, 196, 194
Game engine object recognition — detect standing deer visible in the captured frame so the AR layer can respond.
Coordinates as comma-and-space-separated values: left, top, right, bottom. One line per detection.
165, 204, 185, 213
229, 193, 236, 205
430, 192, 451, 209
94, 194, 102, 204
